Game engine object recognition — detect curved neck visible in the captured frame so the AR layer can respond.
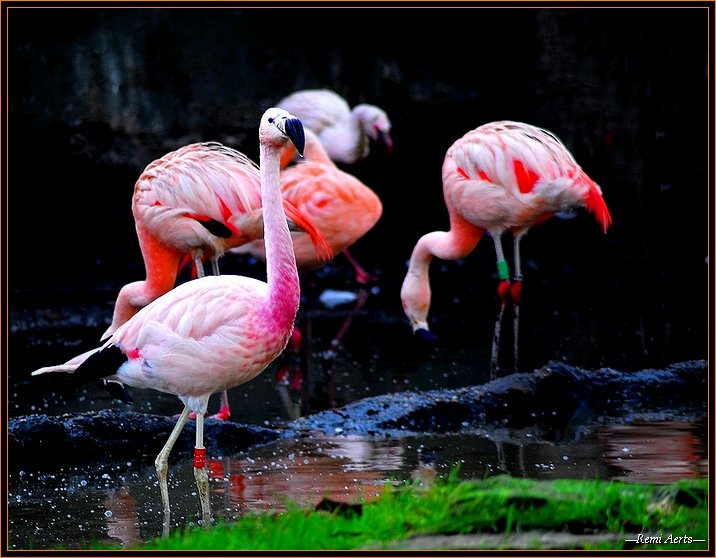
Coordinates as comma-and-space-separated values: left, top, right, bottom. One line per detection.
259, 142, 300, 325
401, 217, 484, 332
104, 229, 182, 338
303, 129, 335, 166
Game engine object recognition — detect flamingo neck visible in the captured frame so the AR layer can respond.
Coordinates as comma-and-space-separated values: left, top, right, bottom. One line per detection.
401, 219, 484, 332
303, 130, 335, 166
104, 229, 181, 338
259, 143, 300, 329
136, 226, 184, 294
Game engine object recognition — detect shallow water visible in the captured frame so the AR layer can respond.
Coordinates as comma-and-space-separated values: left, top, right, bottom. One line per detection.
7, 272, 708, 549
8, 420, 708, 549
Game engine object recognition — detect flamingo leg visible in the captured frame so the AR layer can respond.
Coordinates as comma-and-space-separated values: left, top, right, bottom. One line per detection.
193, 412, 211, 527
156, 406, 191, 537
330, 287, 370, 347
490, 233, 511, 380
342, 249, 376, 285
511, 233, 525, 373
207, 390, 231, 421
194, 255, 206, 279
210, 257, 221, 277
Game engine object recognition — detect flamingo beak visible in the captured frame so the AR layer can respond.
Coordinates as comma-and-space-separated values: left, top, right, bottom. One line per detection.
284, 117, 305, 158
376, 129, 393, 156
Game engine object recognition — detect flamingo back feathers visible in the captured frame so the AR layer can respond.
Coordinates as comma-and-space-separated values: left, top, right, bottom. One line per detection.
448, 121, 612, 233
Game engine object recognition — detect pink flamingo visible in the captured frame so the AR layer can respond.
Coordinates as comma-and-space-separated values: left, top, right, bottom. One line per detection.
32, 108, 308, 536
229, 129, 383, 404
400, 121, 612, 378
102, 140, 331, 420
234, 128, 382, 283
277, 88, 393, 164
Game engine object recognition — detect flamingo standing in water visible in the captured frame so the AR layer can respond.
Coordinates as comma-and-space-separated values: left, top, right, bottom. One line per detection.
400, 121, 612, 378
277, 89, 393, 164
102, 140, 330, 419
32, 108, 308, 536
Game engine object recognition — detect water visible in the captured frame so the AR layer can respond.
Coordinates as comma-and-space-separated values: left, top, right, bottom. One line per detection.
8, 422, 708, 549
7, 272, 708, 549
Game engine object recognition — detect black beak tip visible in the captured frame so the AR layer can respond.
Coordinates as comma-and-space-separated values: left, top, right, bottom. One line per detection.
285, 117, 305, 158
415, 328, 438, 342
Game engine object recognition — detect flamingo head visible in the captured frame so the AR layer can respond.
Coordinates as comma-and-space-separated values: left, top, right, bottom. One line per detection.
353, 104, 393, 156
261, 107, 306, 157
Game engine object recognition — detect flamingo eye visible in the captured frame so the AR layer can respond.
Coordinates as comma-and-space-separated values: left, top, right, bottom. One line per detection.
268, 117, 274, 123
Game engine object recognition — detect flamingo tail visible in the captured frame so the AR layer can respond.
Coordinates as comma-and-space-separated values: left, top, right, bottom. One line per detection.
584, 179, 612, 233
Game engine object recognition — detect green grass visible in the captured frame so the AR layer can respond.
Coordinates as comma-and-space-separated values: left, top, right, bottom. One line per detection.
134, 473, 709, 551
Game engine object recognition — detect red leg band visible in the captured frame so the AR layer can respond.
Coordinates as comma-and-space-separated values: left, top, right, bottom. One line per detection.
510, 280, 523, 305
194, 447, 206, 469
497, 280, 511, 304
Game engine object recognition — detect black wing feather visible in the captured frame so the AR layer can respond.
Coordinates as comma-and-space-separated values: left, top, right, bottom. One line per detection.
73, 345, 127, 384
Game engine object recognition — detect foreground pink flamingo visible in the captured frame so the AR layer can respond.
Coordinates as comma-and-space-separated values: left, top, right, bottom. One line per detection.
400, 120, 612, 378
102, 140, 331, 420
32, 108, 307, 536
277, 88, 393, 164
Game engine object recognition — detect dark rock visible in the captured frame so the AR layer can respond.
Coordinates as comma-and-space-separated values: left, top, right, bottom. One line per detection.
8, 408, 282, 472
295, 360, 707, 438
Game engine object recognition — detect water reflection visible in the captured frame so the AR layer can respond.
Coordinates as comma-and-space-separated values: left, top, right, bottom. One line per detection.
8, 419, 707, 549
599, 420, 708, 483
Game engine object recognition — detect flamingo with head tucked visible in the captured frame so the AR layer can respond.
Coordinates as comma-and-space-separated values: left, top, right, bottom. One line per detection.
102, 140, 331, 420
32, 108, 308, 536
277, 88, 393, 164
400, 120, 612, 378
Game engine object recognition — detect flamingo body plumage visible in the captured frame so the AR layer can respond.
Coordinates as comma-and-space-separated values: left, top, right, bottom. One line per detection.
277, 88, 393, 164
32, 108, 307, 535
401, 120, 612, 376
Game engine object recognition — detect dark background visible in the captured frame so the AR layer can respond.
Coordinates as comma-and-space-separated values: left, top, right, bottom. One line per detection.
6, 5, 712, 378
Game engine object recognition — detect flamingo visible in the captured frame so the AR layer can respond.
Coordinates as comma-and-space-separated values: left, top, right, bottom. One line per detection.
234, 128, 382, 283
229, 128, 383, 405
101, 140, 331, 420
277, 88, 393, 164
400, 120, 612, 378
32, 108, 308, 536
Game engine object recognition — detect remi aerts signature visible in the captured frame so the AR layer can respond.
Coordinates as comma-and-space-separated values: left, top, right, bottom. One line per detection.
625, 534, 706, 545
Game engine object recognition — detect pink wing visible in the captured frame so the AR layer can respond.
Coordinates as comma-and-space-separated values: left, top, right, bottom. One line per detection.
110, 275, 290, 398
445, 121, 612, 233
133, 142, 263, 243
111, 274, 264, 347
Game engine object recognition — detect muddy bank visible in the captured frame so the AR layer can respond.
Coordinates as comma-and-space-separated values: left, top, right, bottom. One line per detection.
9, 410, 281, 473
297, 360, 708, 438
9, 360, 706, 473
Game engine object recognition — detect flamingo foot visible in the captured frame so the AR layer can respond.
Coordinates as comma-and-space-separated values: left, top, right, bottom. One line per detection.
354, 268, 378, 285
206, 409, 231, 421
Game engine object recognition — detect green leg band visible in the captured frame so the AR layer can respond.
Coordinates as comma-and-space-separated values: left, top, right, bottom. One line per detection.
497, 259, 510, 281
